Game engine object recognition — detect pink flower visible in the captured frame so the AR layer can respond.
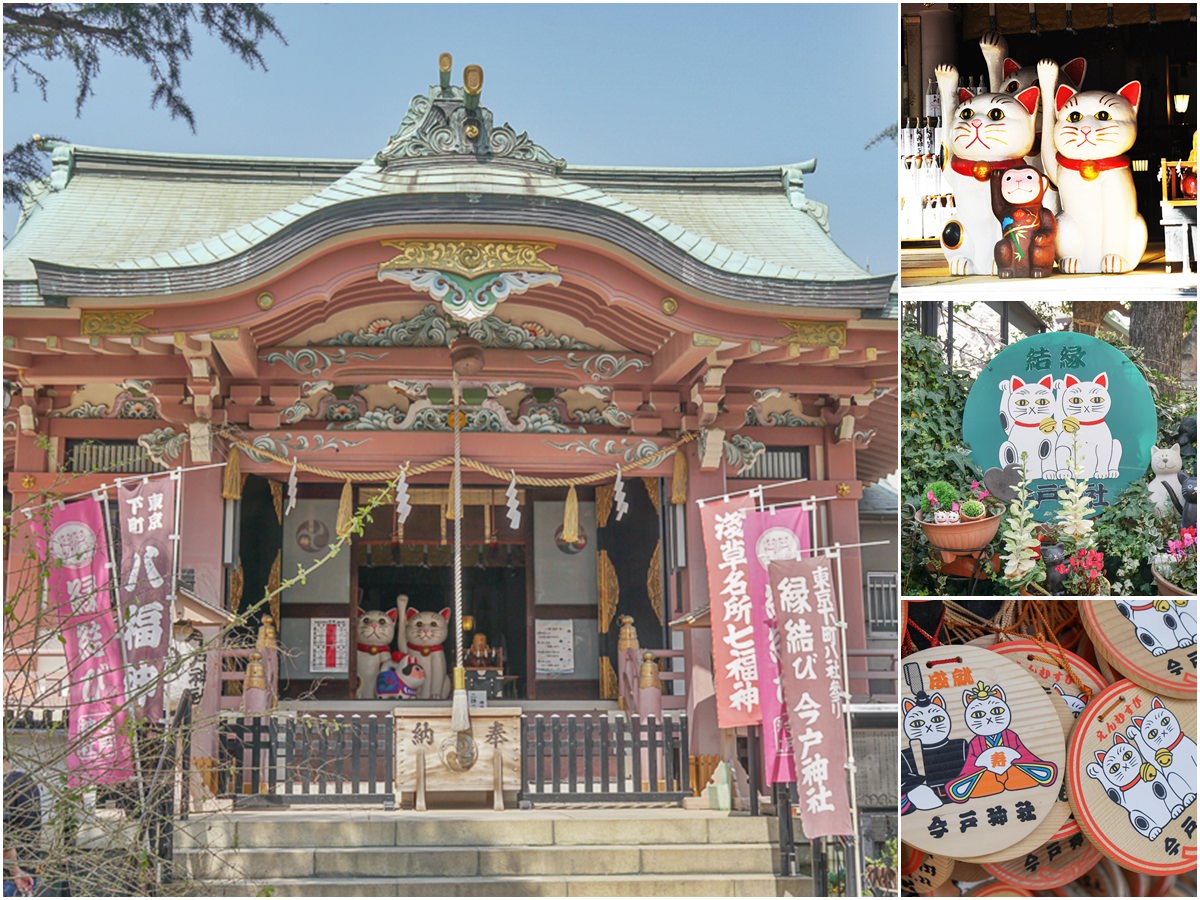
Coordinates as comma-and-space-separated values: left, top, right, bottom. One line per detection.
1056, 564, 1068, 575
971, 481, 979, 490
979, 490, 989, 499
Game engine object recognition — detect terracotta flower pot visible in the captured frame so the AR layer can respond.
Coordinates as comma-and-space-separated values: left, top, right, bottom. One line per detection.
1152, 567, 1191, 596
917, 511, 1003, 565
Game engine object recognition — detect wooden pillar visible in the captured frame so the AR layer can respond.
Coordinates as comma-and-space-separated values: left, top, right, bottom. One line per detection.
822, 429, 869, 697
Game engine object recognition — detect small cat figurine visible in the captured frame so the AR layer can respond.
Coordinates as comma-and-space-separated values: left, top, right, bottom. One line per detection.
1038, 59, 1147, 273
1086, 733, 1184, 840
933, 504, 960, 525
946, 681, 1059, 802
1053, 373, 1121, 478
1179, 472, 1197, 530
1041, 543, 1067, 596
1129, 697, 1197, 808
1147, 444, 1185, 516
1051, 683, 1087, 718
355, 605, 399, 699
999, 375, 1057, 476
936, 63, 1040, 276
399, 594, 452, 700
1115, 598, 1189, 657
900, 692, 967, 813
376, 651, 426, 700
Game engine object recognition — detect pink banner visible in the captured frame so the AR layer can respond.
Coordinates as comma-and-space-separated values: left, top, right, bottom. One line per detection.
742, 506, 811, 784
698, 494, 760, 729
118, 476, 177, 721
768, 556, 852, 838
36, 498, 134, 786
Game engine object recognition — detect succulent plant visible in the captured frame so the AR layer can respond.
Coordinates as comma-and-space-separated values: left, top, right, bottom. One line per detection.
960, 499, 986, 519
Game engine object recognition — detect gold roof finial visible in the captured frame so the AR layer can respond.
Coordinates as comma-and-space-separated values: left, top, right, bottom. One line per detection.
439, 52, 452, 90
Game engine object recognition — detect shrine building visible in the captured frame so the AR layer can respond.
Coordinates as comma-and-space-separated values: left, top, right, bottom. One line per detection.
3, 60, 898, 757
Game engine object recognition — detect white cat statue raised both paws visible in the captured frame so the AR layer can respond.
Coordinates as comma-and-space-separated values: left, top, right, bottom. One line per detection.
935, 64, 1040, 277
1147, 443, 1185, 516
1038, 59, 1147, 274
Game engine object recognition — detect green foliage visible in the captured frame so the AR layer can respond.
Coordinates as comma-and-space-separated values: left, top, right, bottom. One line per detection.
3, 3, 285, 206
960, 499, 985, 518
901, 322, 981, 590
997, 461, 1042, 592
1093, 482, 1177, 595
920, 480, 960, 514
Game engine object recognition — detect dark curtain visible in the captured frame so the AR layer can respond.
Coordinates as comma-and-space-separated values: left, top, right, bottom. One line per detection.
595, 477, 664, 700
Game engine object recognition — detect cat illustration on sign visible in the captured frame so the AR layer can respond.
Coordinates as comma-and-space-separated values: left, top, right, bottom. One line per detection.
1128, 697, 1197, 808
999, 375, 1057, 476
1116, 597, 1196, 657
946, 681, 1059, 802
901, 692, 968, 813
1053, 373, 1121, 478
1051, 683, 1088, 718
1086, 733, 1185, 841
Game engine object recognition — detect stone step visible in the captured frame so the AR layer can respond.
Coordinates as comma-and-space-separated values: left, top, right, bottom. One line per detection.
180, 842, 800, 880
197, 873, 814, 897
177, 813, 785, 851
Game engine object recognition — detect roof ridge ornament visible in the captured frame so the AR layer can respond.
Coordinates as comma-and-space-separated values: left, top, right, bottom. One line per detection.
782, 158, 829, 233
374, 53, 565, 173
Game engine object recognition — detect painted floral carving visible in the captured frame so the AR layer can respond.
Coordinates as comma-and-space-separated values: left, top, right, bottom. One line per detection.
323, 304, 594, 351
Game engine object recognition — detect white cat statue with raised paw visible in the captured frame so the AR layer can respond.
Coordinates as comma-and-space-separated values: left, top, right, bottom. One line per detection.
1054, 372, 1121, 478
1147, 443, 1185, 516
1038, 59, 1147, 274
936, 64, 1040, 276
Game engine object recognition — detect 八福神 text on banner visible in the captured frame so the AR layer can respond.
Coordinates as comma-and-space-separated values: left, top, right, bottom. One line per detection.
768, 555, 852, 838
741, 506, 812, 784
118, 476, 177, 720
698, 494, 761, 729
35, 498, 135, 786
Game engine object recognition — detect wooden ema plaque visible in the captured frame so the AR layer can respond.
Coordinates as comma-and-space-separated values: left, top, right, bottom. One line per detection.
393, 707, 521, 810
1067, 680, 1197, 875
964, 883, 1034, 896
1080, 598, 1197, 700
901, 646, 1068, 861
980, 818, 1103, 889
900, 842, 955, 894
992, 640, 1109, 742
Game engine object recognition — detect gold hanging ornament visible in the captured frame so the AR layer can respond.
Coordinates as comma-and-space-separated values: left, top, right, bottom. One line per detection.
562, 484, 580, 543
222, 448, 242, 499
336, 480, 354, 538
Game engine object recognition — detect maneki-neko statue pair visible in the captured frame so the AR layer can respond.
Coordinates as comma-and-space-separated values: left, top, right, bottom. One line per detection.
355, 593, 453, 700
936, 36, 1146, 277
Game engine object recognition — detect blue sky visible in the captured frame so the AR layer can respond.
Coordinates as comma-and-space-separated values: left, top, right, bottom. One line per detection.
3, 3, 899, 270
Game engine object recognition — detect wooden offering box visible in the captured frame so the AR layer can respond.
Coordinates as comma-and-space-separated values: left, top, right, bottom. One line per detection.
393, 707, 522, 810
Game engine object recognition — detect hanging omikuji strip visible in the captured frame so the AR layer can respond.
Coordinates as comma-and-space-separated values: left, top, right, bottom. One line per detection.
767, 555, 852, 838
698, 494, 761, 729
35, 498, 135, 786
117, 476, 178, 720
741, 505, 812, 784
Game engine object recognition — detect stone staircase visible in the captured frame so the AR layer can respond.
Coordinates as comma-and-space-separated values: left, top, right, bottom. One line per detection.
177, 808, 812, 896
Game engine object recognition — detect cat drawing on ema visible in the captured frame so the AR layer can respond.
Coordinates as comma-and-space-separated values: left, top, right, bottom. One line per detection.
1051, 683, 1088, 718
998, 375, 1057, 477
946, 681, 1059, 802
1038, 59, 1147, 274
901, 692, 968, 813
1115, 597, 1195, 657
1053, 372, 1121, 479
935, 63, 1040, 276
1128, 697, 1197, 809
1086, 733, 1185, 841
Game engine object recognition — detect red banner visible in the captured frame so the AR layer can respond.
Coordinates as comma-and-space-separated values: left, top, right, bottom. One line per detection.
768, 556, 852, 838
698, 494, 760, 729
742, 506, 811, 784
117, 476, 177, 720
35, 498, 135, 786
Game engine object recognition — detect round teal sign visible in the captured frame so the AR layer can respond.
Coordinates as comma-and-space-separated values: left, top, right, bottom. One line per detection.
962, 332, 1155, 520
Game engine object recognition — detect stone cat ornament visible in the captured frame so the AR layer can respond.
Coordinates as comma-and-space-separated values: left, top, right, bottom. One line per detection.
1147, 444, 1185, 516
1038, 59, 1147, 274
936, 64, 1040, 276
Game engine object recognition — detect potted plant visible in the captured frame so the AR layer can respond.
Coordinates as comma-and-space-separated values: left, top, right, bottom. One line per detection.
960, 499, 986, 521
917, 480, 1002, 564
1153, 526, 1196, 595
